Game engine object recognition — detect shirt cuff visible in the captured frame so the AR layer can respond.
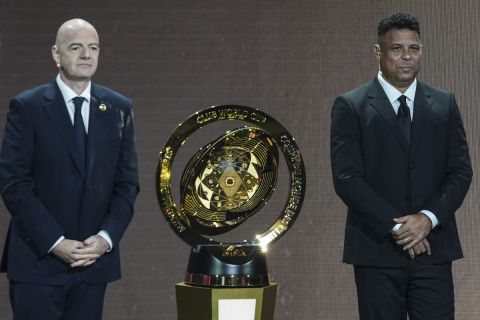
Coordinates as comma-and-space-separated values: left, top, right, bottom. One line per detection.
420, 210, 439, 229
48, 235, 65, 253
392, 223, 402, 232
97, 230, 113, 252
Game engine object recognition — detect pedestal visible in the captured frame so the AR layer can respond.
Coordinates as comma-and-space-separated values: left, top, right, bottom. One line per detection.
176, 283, 278, 320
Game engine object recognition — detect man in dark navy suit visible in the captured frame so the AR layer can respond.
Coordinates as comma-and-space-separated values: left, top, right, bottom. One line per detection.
0, 18, 139, 319
330, 13, 472, 320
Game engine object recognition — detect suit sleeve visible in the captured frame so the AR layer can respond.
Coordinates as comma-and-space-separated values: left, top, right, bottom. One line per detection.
0, 98, 64, 255
423, 94, 472, 225
100, 102, 140, 247
330, 96, 400, 240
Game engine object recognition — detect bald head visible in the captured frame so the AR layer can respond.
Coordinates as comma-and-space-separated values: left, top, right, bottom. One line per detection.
55, 19, 99, 46
52, 18, 100, 92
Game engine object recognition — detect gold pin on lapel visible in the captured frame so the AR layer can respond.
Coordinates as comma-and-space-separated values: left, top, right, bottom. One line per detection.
99, 103, 107, 111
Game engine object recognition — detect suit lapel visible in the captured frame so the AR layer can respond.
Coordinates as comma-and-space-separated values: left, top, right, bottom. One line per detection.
367, 78, 410, 154
86, 85, 108, 181
43, 82, 87, 178
411, 82, 434, 157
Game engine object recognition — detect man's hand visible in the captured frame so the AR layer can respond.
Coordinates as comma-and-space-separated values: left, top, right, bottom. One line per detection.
407, 238, 432, 259
70, 235, 110, 267
392, 213, 432, 250
52, 239, 96, 266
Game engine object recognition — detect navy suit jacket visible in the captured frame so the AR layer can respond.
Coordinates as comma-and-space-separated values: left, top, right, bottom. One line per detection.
0, 80, 139, 285
330, 77, 472, 267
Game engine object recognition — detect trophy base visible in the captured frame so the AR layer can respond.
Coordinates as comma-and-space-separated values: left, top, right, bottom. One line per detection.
176, 282, 278, 320
185, 244, 270, 287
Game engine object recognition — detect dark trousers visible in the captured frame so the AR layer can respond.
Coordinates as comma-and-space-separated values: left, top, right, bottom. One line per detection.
9, 273, 107, 320
354, 261, 454, 320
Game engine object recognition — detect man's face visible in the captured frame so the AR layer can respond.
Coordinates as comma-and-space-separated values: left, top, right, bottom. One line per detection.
374, 28, 422, 92
52, 24, 99, 82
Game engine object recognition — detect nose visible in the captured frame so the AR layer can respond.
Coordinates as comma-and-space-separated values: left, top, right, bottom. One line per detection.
80, 47, 91, 59
401, 48, 412, 60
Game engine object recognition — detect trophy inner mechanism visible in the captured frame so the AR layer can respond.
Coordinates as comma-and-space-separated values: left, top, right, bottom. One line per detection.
180, 127, 279, 235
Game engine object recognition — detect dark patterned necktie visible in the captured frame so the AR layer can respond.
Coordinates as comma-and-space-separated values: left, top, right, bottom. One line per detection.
397, 95, 411, 146
72, 97, 87, 164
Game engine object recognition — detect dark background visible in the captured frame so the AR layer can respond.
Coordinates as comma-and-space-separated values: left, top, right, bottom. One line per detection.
0, 1, 478, 319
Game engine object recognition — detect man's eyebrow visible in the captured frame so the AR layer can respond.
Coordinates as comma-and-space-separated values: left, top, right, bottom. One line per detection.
389, 42, 421, 46
67, 42, 99, 47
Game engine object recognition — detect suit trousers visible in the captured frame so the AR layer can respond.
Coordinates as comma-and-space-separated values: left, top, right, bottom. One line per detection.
9, 272, 107, 320
354, 260, 454, 320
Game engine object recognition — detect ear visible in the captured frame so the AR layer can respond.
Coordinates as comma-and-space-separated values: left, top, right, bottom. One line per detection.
51, 45, 60, 67
373, 44, 381, 61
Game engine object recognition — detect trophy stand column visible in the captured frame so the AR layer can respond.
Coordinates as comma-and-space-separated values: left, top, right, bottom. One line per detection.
176, 282, 277, 320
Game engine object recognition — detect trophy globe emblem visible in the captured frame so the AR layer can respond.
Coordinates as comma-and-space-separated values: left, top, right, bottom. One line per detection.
180, 127, 279, 236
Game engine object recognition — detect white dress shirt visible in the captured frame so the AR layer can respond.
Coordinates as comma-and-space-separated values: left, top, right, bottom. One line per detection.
56, 74, 91, 132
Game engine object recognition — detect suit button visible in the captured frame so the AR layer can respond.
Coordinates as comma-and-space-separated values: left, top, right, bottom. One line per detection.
409, 160, 415, 169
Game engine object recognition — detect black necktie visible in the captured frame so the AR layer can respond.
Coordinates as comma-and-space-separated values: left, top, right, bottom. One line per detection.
397, 95, 411, 146
72, 97, 87, 164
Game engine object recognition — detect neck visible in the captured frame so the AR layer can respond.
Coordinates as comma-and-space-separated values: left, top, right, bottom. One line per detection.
379, 74, 412, 94
59, 73, 90, 95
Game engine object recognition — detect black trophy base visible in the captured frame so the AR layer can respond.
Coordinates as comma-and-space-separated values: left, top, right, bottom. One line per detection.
185, 244, 270, 287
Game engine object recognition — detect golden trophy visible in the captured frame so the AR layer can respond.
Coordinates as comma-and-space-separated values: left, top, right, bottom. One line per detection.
157, 105, 305, 320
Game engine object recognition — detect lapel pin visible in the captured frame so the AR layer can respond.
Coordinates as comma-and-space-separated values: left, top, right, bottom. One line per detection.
99, 103, 107, 111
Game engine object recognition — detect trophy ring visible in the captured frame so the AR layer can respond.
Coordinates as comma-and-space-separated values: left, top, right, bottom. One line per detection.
157, 105, 306, 286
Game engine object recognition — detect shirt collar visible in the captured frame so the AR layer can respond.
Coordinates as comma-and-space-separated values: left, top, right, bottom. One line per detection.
55, 74, 91, 103
377, 71, 417, 104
